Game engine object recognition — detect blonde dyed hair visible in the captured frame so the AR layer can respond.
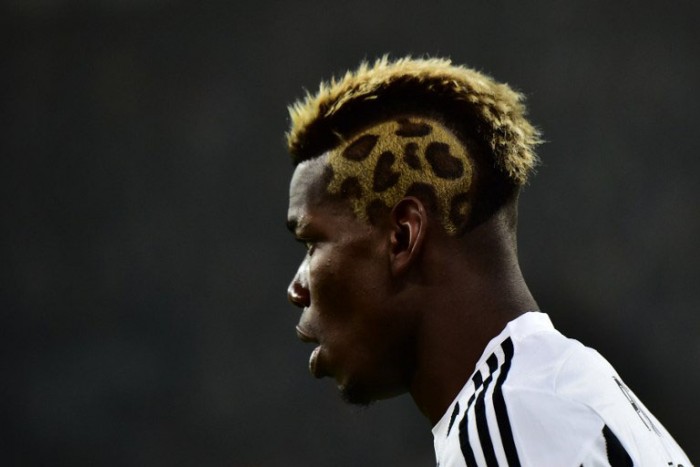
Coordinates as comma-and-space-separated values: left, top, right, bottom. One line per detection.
286, 55, 541, 186
325, 117, 474, 234
287, 56, 541, 235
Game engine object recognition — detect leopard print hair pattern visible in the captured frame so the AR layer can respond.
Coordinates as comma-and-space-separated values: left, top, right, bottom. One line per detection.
326, 116, 473, 234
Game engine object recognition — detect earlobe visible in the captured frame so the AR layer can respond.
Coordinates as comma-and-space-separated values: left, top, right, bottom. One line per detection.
389, 197, 427, 276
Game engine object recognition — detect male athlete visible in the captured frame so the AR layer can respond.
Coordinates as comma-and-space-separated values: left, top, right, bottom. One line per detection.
284, 56, 691, 466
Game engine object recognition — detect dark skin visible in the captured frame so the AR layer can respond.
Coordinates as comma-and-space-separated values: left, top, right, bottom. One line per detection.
287, 154, 538, 425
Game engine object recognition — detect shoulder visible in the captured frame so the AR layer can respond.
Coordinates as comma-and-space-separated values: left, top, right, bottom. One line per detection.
503, 328, 692, 466
502, 331, 611, 465
507, 325, 620, 405
438, 326, 609, 466
435, 314, 691, 466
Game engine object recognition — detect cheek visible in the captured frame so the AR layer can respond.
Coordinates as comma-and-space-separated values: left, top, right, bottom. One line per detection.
321, 256, 379, 297
308, 238, 389, 327
311, 261, 355, 318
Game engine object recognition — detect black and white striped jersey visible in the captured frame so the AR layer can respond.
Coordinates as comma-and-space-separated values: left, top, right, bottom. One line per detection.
432, 312, 692, 467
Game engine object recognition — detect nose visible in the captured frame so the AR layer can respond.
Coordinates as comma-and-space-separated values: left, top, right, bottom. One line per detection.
287, 263, 310, 309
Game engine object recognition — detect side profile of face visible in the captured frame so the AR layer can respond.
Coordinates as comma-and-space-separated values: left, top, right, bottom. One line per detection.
286, 155, 419, 405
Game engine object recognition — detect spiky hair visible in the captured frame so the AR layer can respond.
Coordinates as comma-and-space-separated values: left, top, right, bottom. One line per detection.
286, 55, 541, 186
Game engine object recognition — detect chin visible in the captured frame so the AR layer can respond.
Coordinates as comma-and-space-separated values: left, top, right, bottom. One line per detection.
339, 382, 375, 407
338, 379, 406, 407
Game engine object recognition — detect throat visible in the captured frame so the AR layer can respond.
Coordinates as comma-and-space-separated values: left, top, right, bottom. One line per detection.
407, 304, 531, 426
408, 333, 488, 426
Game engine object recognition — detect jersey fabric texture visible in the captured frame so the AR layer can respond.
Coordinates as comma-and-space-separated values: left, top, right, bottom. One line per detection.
431, 312, 691, 467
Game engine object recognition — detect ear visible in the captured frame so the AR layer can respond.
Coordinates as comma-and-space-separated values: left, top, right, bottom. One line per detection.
389, 196, 427, 276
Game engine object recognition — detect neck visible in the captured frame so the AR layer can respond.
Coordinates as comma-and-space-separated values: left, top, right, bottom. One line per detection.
406, 215, 537, 425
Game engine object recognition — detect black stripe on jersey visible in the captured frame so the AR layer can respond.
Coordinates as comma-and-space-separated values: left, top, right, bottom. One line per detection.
474, 354, 500, 465
447, 402, 460, 436
473, 371, 484, 393
492, 338, 520, 467
602, 425, 633, 467
459, 370, 486, 467
458, 339, 521, 467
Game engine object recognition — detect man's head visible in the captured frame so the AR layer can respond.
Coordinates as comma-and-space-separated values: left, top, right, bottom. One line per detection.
285, 56, 540, 405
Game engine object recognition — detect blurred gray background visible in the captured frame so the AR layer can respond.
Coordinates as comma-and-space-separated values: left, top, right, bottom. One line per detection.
2, 0, 698, 465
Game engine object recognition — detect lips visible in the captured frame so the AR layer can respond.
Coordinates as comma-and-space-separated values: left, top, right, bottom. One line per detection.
295, 325, 324, 378
295, 325, 318, 344
308, 346, 322, 378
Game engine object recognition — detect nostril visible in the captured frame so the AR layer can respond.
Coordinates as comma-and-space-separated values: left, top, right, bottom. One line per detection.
287, 280, 310, 308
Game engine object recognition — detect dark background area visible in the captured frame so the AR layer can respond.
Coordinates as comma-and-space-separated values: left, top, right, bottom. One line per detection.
2, 1, 698, 465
